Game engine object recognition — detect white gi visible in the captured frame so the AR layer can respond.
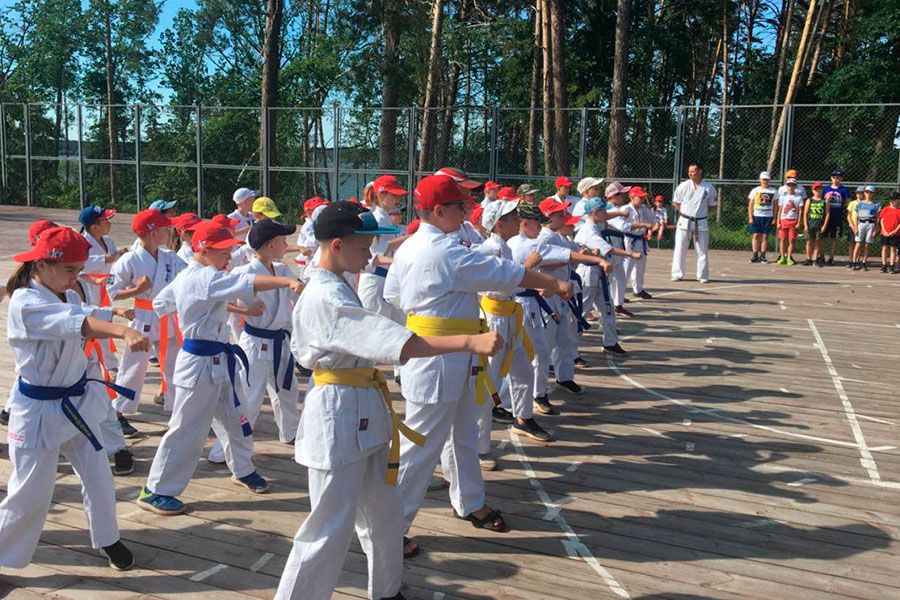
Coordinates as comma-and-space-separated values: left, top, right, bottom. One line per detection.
507, 234, 571, 399
0, 282, 120, 567
228, 209, 255, 241
82, 233, 119, 372
276, 268, 413, 600
604, 209, 629, 307
473, 234, 536, 454
177, 241, 194, 264
108, 245, 186, 413
293, 218, 317, 275
536, 226, 579, 383
574, 223, 619, 347
551, 193, 580, 214
208, 258, 301, 463
624, 203, 653, 294
671, 178, 718, 281
357, 206, 405, 323
385, 222, 524, 529
145, 262, 258, 496
452, 220, 484, 247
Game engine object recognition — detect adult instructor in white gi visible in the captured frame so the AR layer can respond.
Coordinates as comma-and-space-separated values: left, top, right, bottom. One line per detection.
671, 162, 718, 283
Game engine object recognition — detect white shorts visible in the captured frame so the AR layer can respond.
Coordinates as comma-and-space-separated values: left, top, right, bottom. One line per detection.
856, 222, 876, 244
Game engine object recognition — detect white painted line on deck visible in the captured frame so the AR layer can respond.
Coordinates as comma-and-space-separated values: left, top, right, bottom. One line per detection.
850, 363, 862, 369
566, 461, 583, 473
119, 509, 143, 520
738, 518, 782, 529
779, 387, 790, 394
778, 300, 787, 310
808, 319, 881, 484
870, 445, 897, 452
752, 463, 900, 490
496, 439, 509, 451
787, 477, 818, 487
640, 427, 666, 437
249, 552, 273, 572
856, 414, 896, 426
509, 434, 629, 598
189, 563, 228, 582
705, 338, 715, 344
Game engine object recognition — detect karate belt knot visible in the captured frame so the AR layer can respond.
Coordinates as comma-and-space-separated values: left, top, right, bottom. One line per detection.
312, 367, 426, 486
134, 298, 183, 394
182, 339, 253, 437
405, 313, 499, 406
624, 231, 649, 255
479, 296, 535, 379
242, 323, 294, 392
18, 372, 136, 451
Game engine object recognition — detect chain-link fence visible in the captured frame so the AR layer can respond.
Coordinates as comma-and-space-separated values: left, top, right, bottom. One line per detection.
1, 102, 897, 251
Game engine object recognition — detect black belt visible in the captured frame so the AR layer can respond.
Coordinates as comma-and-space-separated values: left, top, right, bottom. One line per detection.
679, 213, 707, 222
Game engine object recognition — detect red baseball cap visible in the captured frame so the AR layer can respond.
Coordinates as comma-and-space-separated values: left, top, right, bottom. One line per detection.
629, 186, 649, 198
469, 205, 484, 225
28, 219, 58, 247
132, 209, 173, 237
373, 175, 408, 195
407, 218, 421, 234
212, 214, 240, 229
303, 196, 329, 212
414, 175, 474, 210
434, 167, 482, 190
812, 181, 823, 189
654, 194, 664, 202
172, 212, 202, 234
484, 181, 501, 190
191, 221, 244, 252
538, 197, 571, 217
14, 226, 91, 263
555, 176, 575, 187
498, 186, 518, 201
564, 214, 580, 226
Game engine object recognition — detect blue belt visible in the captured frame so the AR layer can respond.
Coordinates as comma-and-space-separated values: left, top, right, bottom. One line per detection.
625, 232, 649, 255
182, 339, 253, 437
242, 323, 293, 392
567, 272, 592, 332
18, 373, 135, 451
515, 289, 559, 325
372, 266, 389, 278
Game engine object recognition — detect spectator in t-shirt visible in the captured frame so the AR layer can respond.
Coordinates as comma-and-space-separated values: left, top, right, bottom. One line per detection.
846, 186, 865, 269
652, 194, 670, 242
823, 169, 850, 265
803, 182, 830, 266
778, 169, 807, 200
747, 171, 778, 263
879, 190, 900, 273
851, 185, 881, 271
776, 177, 803, 265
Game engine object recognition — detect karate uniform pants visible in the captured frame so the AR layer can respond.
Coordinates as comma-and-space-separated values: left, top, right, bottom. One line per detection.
274, 446, 402, 600
208, 353, 301, 463
581, 278, 618, 347
546, 297, 578, 382
97, 401, 127, 455
624, 238, 648, 294
398, 388, 484, 533
113, 336, 178, 414
0, 434, 119, 568
671, 219, 710, 281
518, 297, 551, 398
609, 255, 627, 307
357, 273, 404, 378
146, 380, 256, 497
98, 338, 119, 374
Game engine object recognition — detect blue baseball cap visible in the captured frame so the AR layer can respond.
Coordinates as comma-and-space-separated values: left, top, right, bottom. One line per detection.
584, 198, 607, 214
830, 169, 844, 177
149, 199, 177, 211
314, 201, 400, 240
78, 204, 117, 228
864, 185, 876, 193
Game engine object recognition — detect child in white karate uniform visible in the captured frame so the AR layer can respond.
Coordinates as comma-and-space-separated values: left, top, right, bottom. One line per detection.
622, 187, 656, 300
0, 226, 149, 571
276, 201, 502, 600
172, 212, 202, 264
136, 221, 304, 516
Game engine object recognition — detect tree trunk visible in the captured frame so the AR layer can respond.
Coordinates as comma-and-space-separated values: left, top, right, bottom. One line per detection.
379, 0, 401, 170
102, 0, 117, 203
767, 0, 817, 173
548, 0, 569, 174
719, 13, 729, 181
541, 0, 554, 175
805, 0, 830, 86
798, 0, 826, 91
438, 0, 471, 165
526, 0, 541, 176
606, 0, 629, 178
260, 0, 283, 196
417, 0, 444, 173
835, 0, 850, 67
769, 0, 795, 146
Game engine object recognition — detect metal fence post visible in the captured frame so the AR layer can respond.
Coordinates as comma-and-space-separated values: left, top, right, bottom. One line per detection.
195, 104, 203, 214
134, 104, 142, 210
577, 107, 587, 179
0, 104, 7, 195
673, 106, 685, 197
489, 106, 499, 181
24, 103, 32, 207
262, 106, 271, 197
407, 105, 417, 222
333, 103, 341, 201
76, 104, 86, 208
780, 104, 792, 175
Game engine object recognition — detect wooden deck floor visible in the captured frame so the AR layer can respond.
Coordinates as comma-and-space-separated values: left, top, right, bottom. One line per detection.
0, 206, 897, 600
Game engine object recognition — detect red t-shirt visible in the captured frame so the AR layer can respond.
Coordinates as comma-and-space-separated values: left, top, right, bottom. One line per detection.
881, 206, 900, 236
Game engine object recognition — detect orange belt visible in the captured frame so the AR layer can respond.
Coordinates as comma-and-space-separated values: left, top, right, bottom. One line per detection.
84, 339, 116, 400
86, 274, 117, 354
134, 298, 183, 393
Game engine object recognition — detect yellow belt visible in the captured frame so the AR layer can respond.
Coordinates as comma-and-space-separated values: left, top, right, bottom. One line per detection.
312, 367, 426, 486
405, 313, 499, 406
479, 296, 535, 377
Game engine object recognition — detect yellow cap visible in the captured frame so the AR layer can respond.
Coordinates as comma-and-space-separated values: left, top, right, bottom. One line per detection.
252, 196, 282, 218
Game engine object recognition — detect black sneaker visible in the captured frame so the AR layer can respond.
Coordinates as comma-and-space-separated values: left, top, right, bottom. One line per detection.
113, 449, 134, 476
635, 290, 653, 300
750, 252, 760, 263
379, 593, 406, 600
0, 409, 9, 426
393, 375, 401, 386
816, 260, 824, 268
623, 297, 631, 303
803, 259, 813, 266
118, 416, 139, 439
846, 261, 855, 269
574, 356, 589, 369
511, 418, 554, 442
615, 306, 634, 318
603, 343, 628, 357
759, 254, 768, 263
296, 364, 312, 377
492, 406, 515, 424
826, 257, 835, 266
148, 356, 159, 366
556, 380, 583, 395
533, 394, 560, 415
881, 264, 889, 273
102, 540, 135, 571
862, 262, 869, 271
853, 263, 862, 271
548, 365, 555, 378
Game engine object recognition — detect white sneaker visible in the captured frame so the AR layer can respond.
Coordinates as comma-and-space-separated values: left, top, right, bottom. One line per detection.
671, 276, 683, 281
698, 278, 710, 283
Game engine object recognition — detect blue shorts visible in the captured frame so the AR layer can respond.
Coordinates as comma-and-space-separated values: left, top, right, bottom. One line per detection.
749, 216, 773, 234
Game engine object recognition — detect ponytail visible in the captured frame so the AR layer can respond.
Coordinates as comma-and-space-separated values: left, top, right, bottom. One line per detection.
7, 261, 37, 295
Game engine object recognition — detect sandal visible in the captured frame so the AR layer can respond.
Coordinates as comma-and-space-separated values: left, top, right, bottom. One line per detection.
403, 536, 419, 559
454, 507, 510, 532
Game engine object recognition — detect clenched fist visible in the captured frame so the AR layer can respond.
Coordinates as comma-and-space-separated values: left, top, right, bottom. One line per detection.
467, 331, 504, 357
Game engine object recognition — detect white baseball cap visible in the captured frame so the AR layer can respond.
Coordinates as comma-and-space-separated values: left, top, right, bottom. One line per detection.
759, 171, 771, 180
576, 177, 605, 196
233, 187, 258, 204
482, 200, 520, 231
